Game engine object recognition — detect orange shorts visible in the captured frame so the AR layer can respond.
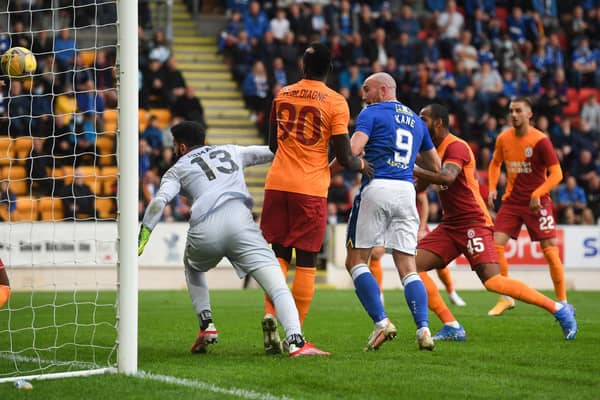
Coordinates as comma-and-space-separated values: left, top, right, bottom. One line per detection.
260, 189, 327, 253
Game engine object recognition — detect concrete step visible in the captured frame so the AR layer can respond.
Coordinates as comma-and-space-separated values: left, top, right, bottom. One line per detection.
203, 99, 245, 108
172, 44, 218, 53
207, 127, 258, 136
186, 80, 237, 90
183, 71, 231, 80
207, 136, 263, 145
172, 36, 216, 45
205, 108, 251, 118
205, 118, 254, 127
174, 53, 224, 62
197, 90, 241, 99
179, 63, 229, 72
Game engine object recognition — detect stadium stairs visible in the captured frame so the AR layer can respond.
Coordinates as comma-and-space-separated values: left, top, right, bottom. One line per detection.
170, 0, 269, 214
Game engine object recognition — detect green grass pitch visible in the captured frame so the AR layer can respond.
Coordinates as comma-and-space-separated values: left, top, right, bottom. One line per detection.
0, 289, 598, 399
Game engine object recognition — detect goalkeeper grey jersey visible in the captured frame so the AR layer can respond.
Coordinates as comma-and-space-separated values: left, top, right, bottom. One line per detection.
142, 144, 273, 230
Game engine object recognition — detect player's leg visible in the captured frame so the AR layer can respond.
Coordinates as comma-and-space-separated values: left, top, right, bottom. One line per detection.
416, 249, 466, 342
185, 266, 219, 353
436, 267, 466, 306
368, 245, 385, 293
540, 238, 568, 303
475, 263, 577, 340
489, 206, 520, 316
0, 259, 10, 309
251, 266, 329, 357
263, 243, 291, 318
347, 187, 395, 350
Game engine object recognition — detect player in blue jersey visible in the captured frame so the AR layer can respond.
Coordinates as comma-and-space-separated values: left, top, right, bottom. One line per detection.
333, 72, 441, 351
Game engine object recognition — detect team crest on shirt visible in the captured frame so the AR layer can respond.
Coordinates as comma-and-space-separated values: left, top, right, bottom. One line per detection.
525, 146, 533, 158
467, 229, 475, 238
540, 208, 548, 217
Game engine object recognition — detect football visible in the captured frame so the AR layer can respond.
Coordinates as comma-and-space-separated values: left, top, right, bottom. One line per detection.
0, 46, 37, 78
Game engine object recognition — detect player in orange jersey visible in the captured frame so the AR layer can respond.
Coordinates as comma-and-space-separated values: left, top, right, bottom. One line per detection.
260, 43, 373, 354
0, 259, 10, 308
368, 191, 467, 306
487, 97, 571, 316
414, 104, 577, 341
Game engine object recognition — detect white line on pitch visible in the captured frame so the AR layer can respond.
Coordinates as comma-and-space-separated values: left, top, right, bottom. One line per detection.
135, 371, 295, 400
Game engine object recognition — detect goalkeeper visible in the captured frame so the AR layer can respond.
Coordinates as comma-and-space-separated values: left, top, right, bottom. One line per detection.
0, 258, 10, 309
138, 121, 329, 357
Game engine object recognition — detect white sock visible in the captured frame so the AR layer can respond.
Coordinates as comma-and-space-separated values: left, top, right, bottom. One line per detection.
445, 321, 460, 329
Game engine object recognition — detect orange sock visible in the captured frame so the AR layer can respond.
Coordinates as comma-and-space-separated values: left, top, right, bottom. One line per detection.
495, 244, 509, 276
0, 285, 10, 309
419, 271, 456, 324
543, 246, 566, 302
436, 267, 454, 294
368, 258, 383, 292
483, 274, 555, 313
264, 257, 289, 317
292, 266, 316, 325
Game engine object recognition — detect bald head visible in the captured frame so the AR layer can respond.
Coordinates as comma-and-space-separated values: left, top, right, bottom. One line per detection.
362, 72, 397, 104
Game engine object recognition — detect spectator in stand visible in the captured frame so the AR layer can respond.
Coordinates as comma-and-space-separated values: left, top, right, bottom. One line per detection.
518, 69, 542, 99
309, 3, 329, 38
536, 84, 564, 125
392, 31, 416, 83
27, 137, 55, 196
430, 58, 457, 106
244, 1, 269, 44
139, 138, 151, 179
148, 30, 171, 64
467, 7, 490, 49
71, 113, 97, 166
376, 5, 400, 42
219, 10, 243, 57
32, 29, 52, 59
506, 7, 529, 50
367, 28, 391, 68
0, 181, 16, 222
94, 50, 117, 108
426, 0, 447, 13
278, 31, 301, 83
287, 3, 310, 45
138, 26, 152, 71
54, 29, 76, 70
157, 146, 175, 177
338, 63, 364, 97
31, 78, 53, 133
585, 174, 600, 222
357, 4, 376, 40
581, 93, 600, 136
171, 86, 207, 129
255, 30, 278, 69
545, 33, 565, 75
45, 114, 74, 166
396, 5, 420, 44
327, 172, 352, 222
437, 0, 464, 58
477, 40, 498, 70
8, 80, 31, 137
142, 115, 164, 164
230, 30, 254, 85
76, 79, 106, 131
270, 8, 290, 43
481, 115, 499, 149
571, 36, 597, 88
557, 176, 589, 223
457, 85, 486, 142
242, 60, 270, 124
472, 60, 503, 112
161, 56, 186, 105
141, 55, 167, 108
570, 149, 599, 190
421, 35, 441, 71
60, 168, 96, 220
453, 30, 479, 74
270, 57, 288, 89
551, 118, 576, 169
567, 5, 588, 46
331, 0, 355, 38
345, 32, 371, 74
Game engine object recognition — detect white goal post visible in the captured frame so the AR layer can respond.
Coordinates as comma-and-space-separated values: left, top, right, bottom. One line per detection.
0, 0, 138, 382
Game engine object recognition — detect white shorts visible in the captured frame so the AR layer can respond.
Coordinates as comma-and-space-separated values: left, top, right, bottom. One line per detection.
184, 200, 279, 278
346, 179, 418, 254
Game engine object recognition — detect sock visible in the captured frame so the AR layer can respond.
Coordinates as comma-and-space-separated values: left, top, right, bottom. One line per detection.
543, 246, 567, 302
291, 266, 316, 325
483, 274, 555, 314
264, 257, 289, 317
0, 285, 10, 308
436, 267, 454, 294
402, 273, 429, 329
368, 258, 383, 292
199, 310, 213, 330
184, 267, 211, 324
419, 272, 456, 324
351, 264, 387, 323
495, 244, 509, 276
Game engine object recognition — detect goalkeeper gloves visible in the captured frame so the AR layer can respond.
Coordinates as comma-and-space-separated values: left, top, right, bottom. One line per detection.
138, 224, 152, 256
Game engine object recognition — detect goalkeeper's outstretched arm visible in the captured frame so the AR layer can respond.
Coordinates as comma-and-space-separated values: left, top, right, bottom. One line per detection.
138, 168, 181, 255
0, 260, 10, 309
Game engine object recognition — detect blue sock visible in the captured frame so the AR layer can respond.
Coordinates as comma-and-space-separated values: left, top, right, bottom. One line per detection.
403, 273, 429, 329
351, 264, 386, 323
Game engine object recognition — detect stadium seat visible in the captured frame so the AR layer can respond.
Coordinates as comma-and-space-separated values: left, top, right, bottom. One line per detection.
75, 166, 100, 194
442, 58, 454, 73
13, 136, 33, 163
149, 108, 172, 129
95, 197, 116, 219
96, 135, 115, 166
38, 196, 64, 221
562, 101, 580, 116
578, 88, 600, 104
139, 109, 149, 132
79, 50, 96, 67
99, 166, 118, 196
49, 165, 74, 186
2, 165, 28, 195
103, 109, 118, 135
0, 136, 11, 166
13, 196, 38, 221
567, 88, 578, 102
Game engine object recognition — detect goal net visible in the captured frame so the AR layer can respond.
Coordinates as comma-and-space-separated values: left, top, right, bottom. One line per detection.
0, 0, 138, 382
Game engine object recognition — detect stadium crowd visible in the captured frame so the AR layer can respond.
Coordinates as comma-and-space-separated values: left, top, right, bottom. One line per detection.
215, 0, 600, 226
0, 0, 599, 227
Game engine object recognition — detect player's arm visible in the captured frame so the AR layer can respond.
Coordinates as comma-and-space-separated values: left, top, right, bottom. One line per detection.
330, 132, 374, 178
239, 145, 274, 167
414, 162, 461, 186
417, 148, 442, 174
530, 163, 563, 212
415, 191, 429, 241
0, 262, 10, 309
268, 102, 278, 154
138, 169, 181, 255
487, 139, 503, 209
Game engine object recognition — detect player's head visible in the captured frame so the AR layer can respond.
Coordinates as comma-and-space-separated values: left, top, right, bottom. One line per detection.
361, 72, 397, 104
171, 121, 206, 158
419, 103, 449, 143
508, 97, 533, 130
302, 42, 332, 80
